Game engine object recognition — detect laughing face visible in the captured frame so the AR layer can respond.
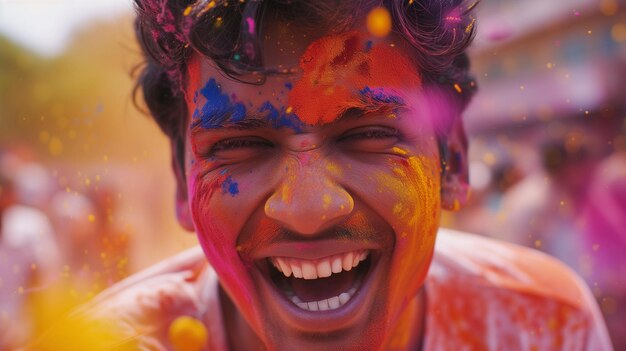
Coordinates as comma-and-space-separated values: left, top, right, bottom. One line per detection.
177, 30, 468, 350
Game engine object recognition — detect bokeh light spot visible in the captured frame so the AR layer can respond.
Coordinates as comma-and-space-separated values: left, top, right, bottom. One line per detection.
367, 7, 392, 38
168, 316, 208, 351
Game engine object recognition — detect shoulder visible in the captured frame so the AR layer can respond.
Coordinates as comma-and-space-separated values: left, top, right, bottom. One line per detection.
425, 229, 613, 350
33, 246, 227, 350
84, 245, 209, 311
431, 228, 586, 306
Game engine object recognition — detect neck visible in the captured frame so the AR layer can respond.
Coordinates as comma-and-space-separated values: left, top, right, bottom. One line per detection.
219, 285, 265, 351
382, 287, 427, 350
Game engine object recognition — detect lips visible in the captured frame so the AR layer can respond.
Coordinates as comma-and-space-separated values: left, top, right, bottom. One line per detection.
248, 237, 384, 334
267, 251, 370, 311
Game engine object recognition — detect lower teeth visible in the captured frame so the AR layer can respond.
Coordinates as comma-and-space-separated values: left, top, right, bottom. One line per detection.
290, 287, 357, 311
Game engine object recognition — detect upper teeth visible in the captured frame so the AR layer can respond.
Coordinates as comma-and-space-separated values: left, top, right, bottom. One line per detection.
269, 250, 369, 280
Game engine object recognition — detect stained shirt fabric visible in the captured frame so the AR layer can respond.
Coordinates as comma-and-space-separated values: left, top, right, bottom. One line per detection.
31, 229, 613, 350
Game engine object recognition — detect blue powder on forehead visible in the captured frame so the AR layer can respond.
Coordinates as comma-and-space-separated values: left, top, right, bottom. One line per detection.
284, 82, 293, 90
221, 176, 239, 197
259, 102, 304, 132
193, 78, 247, 129
359, 86, 404, 105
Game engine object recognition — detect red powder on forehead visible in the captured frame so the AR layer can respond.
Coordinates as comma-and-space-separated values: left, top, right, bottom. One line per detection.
288, 31, 422, 125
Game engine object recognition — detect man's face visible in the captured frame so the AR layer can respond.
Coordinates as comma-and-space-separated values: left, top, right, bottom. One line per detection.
181, 30, 460, 349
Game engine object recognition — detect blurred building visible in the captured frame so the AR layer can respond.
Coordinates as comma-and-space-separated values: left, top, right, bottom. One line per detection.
467, 0, 625, 136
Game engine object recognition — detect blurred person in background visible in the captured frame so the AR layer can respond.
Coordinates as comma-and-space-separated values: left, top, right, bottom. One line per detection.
0, 152, 62, 349
498, 138, 597, 255
581, 136, 626, 349
86, 184, 132, 287
49, 184, 131, 296
496, 118, 626, 349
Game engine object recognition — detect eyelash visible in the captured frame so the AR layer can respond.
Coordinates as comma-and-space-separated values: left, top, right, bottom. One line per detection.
339, 127, 399, 141
205, 126, 397, 157
210, 137, 273, 153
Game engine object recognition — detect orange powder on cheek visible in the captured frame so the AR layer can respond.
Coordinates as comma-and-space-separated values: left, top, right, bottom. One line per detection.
288, 32, 422, 125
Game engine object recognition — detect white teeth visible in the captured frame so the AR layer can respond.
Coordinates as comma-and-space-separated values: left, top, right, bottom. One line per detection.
291, 260, 303, 278
276, 257, 292, 277
269, 250, 370, 312
352, 251, 361, 267
338, 292, 350, 305
331, 256, 343, 273
317, 299, 330, 311
289, 288, 357, 312
317, 259, 332, 278
271, 258, 282, 272
328, 296, 341, 309
269, 250, 370, 280
302, 261, 317, 280
342, 252, 354, 271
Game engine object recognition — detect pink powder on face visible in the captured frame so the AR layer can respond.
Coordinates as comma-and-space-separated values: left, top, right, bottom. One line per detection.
287, 31, 422, 125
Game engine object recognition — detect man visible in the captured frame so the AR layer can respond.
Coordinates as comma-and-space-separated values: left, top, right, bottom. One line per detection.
33, 0, 612, 350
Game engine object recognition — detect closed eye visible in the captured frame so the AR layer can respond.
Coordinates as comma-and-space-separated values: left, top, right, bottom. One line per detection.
338, 126, 399, 141
337, 126, 400, 152
209, 136, 274, 158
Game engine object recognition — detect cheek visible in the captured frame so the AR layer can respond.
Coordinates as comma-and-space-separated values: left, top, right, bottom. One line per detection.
188, 169, 236, 264
188, 169, 263, 325
365, 155, 441, 238
375, 155, 441, 295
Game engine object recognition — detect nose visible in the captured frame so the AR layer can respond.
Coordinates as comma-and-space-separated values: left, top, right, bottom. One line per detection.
264, 155, 354, 235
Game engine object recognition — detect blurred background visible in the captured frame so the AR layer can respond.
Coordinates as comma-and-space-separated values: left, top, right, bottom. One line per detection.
0, 0, 625, 349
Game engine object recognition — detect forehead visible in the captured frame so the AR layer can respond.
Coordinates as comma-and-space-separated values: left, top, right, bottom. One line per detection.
186, 30, 424, 129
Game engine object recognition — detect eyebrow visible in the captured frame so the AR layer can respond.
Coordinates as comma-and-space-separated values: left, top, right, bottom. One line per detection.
191, 116, 271, 138
337, 90, 407, 122
191, 88, 406, 134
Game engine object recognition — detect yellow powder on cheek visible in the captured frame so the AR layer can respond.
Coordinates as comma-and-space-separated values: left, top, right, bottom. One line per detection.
325, 161, 343, 177
379, 155, 440, 333
376, 156, 440, 235
405, 155, 440, 220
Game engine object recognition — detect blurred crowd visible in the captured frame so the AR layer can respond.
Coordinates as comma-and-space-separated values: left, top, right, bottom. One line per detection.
452, 115, 626, 349
0, 145, 132, 349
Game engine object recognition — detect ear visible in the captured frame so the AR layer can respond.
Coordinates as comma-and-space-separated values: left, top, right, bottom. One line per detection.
172, 138, 195, 232
440, 118, 470, 211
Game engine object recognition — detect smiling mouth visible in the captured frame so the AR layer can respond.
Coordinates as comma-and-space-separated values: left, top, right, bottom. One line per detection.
266, 250, 372, 312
